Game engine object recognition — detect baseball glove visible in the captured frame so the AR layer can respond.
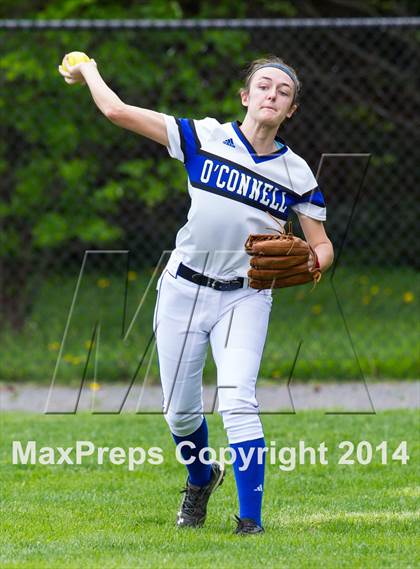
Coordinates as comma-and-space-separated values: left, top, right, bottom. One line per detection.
244, 226, 321, 289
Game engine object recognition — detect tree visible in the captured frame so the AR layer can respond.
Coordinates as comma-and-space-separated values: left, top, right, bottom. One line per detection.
0, 1, 255, 328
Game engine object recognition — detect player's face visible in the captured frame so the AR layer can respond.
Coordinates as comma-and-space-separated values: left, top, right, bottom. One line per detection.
241, 68, 297, 126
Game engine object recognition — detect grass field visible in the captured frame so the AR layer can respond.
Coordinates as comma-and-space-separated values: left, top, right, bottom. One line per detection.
0, 266, 418, 383
1, 410, 419, 568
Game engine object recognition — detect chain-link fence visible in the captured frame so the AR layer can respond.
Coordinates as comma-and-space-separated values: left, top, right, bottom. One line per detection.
1, 18, 419, 381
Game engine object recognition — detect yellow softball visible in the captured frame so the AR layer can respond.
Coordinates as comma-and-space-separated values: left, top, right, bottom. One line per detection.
61, 51, 90, 72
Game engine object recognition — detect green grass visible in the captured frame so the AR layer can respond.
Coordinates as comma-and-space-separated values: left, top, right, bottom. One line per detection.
0, 266, 418, 382
1, 411, 419, 568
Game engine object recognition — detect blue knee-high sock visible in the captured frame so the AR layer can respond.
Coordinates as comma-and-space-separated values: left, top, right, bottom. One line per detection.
171, 417, 212, 487
231, 437, 266, 526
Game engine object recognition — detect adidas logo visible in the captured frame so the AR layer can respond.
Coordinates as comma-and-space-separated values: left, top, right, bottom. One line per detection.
223, 138, 235, 148
253, 484, 263, 492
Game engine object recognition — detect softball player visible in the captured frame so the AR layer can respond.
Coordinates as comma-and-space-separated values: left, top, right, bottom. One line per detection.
60, 55, 334, 535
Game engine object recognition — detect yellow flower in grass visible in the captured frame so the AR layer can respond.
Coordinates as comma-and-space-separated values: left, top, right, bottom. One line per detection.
127, 270, 137, 282
84, 340, 95, 350
403, 291, 414, 303
362, 295, 371, 305
97, 278, 110, 288
370, 285, 380, 296
48, 342, 60, 351
311, 304, 322, 315
89, 382, 101, 391
63, 354, 82, 365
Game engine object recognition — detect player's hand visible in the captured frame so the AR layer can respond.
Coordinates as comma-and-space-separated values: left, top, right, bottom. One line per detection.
58, 55, 97, 85
307, 248, 320, 272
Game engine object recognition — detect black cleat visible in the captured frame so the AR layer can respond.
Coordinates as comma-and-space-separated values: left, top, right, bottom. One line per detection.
176, 461, 225, 528
234, 515, 264, 535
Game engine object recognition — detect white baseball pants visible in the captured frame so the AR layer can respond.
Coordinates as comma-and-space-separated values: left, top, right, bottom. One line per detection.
153, 253, 272, 444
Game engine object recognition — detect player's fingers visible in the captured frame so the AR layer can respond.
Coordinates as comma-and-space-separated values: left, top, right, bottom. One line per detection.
307, 255, 314, 270
64, 77, 79, 85
58, 65, 71, 78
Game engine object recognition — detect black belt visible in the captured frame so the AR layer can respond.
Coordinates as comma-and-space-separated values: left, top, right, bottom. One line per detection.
176, 263, 245, 291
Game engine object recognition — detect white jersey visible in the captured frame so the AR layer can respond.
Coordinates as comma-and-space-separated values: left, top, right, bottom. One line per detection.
164, 115, 326, 279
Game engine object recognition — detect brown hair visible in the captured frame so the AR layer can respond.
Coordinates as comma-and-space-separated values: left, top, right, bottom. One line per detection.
240, 56, 301, 104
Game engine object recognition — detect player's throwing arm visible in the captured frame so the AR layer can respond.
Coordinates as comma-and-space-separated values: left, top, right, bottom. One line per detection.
59, 52, 168, 146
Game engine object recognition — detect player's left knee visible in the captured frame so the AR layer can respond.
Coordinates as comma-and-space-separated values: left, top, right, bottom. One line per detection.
220, 410, 263, 443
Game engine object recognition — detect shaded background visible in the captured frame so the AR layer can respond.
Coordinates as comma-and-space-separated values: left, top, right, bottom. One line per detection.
0, 1, 419, 383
